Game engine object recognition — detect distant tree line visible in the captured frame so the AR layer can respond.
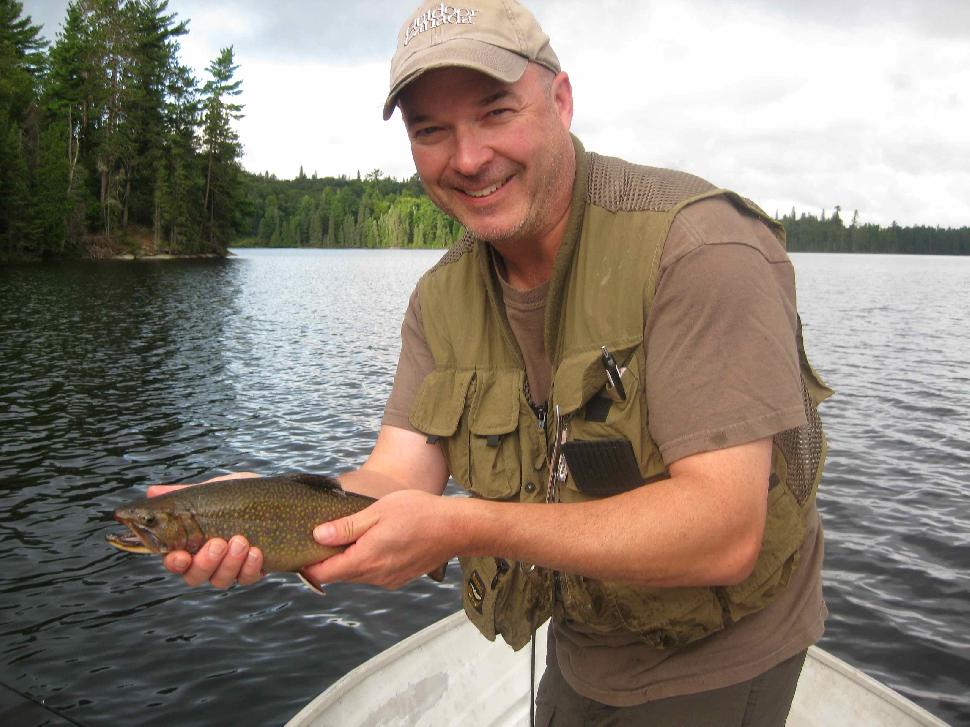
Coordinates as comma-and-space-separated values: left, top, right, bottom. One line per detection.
780, 207, 969, 255
5, 2, 966, 261
238, 168, 462, 249
0, 0, 245, 262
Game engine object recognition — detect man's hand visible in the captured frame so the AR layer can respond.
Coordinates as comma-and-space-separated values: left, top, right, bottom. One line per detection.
149, 472, 265, 589
304, 489, 457, 590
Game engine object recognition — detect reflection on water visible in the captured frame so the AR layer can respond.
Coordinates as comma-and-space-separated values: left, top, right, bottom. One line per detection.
0, 250, 967, 724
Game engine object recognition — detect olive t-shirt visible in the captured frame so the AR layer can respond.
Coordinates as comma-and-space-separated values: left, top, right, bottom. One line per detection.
382, 196, 826, 705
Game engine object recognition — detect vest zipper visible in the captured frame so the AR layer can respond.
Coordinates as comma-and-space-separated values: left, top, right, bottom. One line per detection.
534, 404, 547, 432
523, 377, 547, 432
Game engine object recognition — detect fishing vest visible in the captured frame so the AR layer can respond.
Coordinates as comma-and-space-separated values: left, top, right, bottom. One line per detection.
409, 139, 832, 651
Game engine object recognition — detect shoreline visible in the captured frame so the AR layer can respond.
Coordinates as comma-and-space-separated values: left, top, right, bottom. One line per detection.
109, 252, 230, 261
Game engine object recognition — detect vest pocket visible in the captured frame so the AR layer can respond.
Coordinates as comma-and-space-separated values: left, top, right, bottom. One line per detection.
557, 575, 724, 648
409, 368, 475, 487
553, 338, 641, 416
551, 340, 666, 496
409, 368, 524, 499
467, 369, 524, 499
459, 555, 552, 651
719, 480, 806, 622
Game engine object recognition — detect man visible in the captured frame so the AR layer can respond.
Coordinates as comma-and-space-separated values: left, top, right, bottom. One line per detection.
157, 1, 831, 723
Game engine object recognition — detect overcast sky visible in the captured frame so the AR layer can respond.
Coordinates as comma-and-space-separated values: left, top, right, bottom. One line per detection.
25, 0, 970, 228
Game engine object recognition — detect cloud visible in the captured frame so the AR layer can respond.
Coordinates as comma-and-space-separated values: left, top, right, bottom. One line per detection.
177, 0, 401, 64
541, 1, 970, 227
22, 0, 970, 227
238, 59, 414, 181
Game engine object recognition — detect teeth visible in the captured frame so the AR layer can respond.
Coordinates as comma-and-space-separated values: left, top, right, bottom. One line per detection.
464, 179, 506, 198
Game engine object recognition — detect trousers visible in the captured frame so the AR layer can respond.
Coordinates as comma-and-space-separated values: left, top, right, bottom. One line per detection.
534, 649, 807, 727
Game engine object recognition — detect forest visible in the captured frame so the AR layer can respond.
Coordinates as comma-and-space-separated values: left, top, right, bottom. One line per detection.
0, 0, 461, 261
0, 0, 250, 260
780, 207, 969, 256
238, 169, 462, 250
0, 0, 966, 261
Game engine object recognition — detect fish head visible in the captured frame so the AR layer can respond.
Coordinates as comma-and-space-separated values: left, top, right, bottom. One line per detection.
106, 503, 195, 555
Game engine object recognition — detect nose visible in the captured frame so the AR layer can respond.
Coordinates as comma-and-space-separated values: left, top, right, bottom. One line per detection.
449, 125, 493, 177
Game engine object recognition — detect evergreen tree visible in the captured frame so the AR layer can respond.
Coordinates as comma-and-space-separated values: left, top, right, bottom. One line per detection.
0, 0, 46, 257
200, 45, 243, 250
0, 0, 45, 123
0, 117, 33, 256
123, 0, 187, 230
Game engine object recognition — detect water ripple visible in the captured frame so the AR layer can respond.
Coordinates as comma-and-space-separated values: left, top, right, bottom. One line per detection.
0, 251, 966, 724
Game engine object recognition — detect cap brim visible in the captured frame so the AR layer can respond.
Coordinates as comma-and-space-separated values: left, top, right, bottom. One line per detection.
383, 39, 530, 120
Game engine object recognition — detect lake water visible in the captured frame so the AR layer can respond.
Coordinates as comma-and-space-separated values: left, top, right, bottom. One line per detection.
0, 249, 967, 725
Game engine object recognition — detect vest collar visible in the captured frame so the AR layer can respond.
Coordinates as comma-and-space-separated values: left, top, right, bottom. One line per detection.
544, 134, 589, 364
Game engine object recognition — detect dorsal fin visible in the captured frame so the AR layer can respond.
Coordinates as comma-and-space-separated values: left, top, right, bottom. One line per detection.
282, 472, 347, 495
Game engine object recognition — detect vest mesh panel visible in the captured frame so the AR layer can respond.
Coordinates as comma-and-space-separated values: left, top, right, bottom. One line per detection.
586, 153, 715, 212
433, 235, 475, 269
774, 381, 825, 507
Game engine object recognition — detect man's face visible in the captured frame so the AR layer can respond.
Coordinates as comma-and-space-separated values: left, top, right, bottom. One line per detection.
399, 64, 574, 247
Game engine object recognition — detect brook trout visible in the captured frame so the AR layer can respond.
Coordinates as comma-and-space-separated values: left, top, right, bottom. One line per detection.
106, 473, 445, 591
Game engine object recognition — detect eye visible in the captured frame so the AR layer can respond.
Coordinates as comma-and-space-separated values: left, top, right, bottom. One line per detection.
412, 125, 442, 140
143, 513, 158, 527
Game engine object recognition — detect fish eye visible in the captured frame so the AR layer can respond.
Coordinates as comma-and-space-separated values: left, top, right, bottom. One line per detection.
143, 514, 158, 527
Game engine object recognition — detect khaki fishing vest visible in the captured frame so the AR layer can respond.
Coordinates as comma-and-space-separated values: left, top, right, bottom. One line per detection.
410, 141, 832, 651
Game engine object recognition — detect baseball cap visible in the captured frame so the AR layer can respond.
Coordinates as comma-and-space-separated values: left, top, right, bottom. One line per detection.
384, 0, 560, 120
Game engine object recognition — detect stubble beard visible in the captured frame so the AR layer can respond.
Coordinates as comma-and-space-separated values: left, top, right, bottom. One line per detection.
431, 135, 571, 245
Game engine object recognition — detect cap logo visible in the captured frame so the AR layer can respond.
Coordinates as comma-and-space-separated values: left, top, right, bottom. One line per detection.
403, 3, 478, 47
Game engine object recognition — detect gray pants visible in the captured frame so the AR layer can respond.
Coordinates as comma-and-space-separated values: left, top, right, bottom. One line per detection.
535, 650, 807, 727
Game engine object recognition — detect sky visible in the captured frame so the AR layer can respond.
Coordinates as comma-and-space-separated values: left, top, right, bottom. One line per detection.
24, 0, 970, 228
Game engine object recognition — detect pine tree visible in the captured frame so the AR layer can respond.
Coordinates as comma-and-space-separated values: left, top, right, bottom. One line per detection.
0, 0, 46, 257
200, 46, 243, 250
123, 0, 188, 229
0, 117, 32, 257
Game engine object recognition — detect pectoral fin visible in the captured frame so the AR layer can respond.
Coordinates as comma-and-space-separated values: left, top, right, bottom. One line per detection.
297, 570, 327, 596
426, 561, 447, 583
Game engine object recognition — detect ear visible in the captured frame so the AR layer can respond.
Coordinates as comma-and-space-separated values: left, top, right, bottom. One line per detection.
551, 71, 574, 130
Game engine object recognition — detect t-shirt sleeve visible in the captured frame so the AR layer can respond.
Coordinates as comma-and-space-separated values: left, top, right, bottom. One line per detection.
646, 197, 807, 464
382, 288, 435, 432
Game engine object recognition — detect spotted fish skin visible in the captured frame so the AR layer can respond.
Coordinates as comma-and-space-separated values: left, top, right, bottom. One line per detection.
107, 473, 375, 571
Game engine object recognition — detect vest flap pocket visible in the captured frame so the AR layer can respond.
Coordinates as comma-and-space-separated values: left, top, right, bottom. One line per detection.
469, 370, 522, 435
720, 483, 806, 619
553, 337, 641, 415
467, 370, 523, 499
409, 369, 475, 437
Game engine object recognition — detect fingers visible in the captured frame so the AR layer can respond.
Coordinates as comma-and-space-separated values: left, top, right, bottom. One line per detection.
147, 483, 193, 498
147, 472, 260, 498
202, 472, 261, 483
304, 553, 410, 591
237, 547, 264, 586
163, 536, 263, 589
302, 554, 352, 588
163, 550, 192, 574
208, 536, 255, 589
314, 510, 374, 547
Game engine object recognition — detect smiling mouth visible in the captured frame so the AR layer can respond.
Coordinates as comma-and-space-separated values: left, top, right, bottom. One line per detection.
461, 175, 513, 199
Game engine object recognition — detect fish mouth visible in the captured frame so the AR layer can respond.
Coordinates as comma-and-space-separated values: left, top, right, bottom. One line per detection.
106, 521, 167, 554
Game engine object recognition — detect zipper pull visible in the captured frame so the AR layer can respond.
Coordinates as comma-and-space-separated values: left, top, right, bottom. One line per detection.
556, 417, 570, 483
536, 405, 547, 432
546, 405, 571, 502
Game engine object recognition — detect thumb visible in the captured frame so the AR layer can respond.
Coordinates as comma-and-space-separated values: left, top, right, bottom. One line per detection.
147, 483, 193, 498
314, 510, 374, 546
